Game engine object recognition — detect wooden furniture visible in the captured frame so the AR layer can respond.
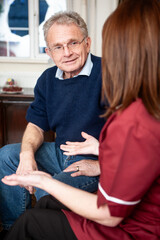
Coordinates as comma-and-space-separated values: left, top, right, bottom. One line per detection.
0, 88, 54, 147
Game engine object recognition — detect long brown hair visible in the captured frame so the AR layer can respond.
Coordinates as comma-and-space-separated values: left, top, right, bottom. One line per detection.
102, 0, 160, 119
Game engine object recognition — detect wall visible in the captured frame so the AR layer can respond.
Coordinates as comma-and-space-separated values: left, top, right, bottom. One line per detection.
0, 0, 117, 89
0, 60, 53, 88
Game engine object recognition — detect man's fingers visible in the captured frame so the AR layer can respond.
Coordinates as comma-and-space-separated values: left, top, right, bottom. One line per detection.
71, 171, 82, 177
63, 164, 81, 173
62, 152, 71, 156
28, 186, 35, 194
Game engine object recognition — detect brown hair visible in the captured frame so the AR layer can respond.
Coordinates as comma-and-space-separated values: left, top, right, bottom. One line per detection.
102, 0, 160, 119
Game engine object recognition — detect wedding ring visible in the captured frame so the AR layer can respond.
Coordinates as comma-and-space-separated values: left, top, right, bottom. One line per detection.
76, 166, 79, 171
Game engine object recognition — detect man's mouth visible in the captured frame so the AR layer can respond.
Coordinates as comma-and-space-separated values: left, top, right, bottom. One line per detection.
63, 58, 78, 64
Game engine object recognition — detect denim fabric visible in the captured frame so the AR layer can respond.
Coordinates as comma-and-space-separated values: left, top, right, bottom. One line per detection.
0, 142, 99, 230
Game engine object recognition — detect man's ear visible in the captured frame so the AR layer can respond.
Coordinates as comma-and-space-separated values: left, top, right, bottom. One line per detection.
45, 47, 51, 57
86, 37, 91, 53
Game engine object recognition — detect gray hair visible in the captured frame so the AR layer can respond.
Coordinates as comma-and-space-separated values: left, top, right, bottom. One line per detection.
43, 11, 88, 44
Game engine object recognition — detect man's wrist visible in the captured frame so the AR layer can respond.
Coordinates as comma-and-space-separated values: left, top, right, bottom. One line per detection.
20, 151, 35, 160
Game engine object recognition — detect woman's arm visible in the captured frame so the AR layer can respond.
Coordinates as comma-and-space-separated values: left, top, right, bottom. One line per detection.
2, 171, 123, 227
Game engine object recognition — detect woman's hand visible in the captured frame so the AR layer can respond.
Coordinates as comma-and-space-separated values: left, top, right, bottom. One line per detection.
1, 171, 52, 190
60, 132, 99, 156
63, 159, 100, 177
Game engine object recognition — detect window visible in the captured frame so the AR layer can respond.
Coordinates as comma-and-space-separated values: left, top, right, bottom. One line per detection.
0, 0, 67, 61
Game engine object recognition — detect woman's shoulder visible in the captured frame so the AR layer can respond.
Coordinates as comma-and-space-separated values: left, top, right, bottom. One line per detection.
101, 99, 160, 143
121, 99, 160, 134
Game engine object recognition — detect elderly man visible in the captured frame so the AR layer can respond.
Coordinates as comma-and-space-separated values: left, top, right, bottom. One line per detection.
0, 11, 105, 235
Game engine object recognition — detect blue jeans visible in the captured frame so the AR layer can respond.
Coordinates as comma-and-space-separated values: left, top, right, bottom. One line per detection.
0, 142, 99, 230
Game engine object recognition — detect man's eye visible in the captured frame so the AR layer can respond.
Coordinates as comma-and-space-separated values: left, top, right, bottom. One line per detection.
70, 41, 78, 46
54, 46, 62, 50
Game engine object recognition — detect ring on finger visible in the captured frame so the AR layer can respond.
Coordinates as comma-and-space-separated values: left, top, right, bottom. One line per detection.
76, 166, 79, 171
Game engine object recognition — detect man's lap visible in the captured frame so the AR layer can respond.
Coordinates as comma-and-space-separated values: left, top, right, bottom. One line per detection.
0, 142, 99, 199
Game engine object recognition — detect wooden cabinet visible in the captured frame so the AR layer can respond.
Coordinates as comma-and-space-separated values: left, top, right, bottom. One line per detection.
0, 88, 54, 147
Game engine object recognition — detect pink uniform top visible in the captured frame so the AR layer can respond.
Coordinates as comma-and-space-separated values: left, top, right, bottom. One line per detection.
64, 99, 160, 240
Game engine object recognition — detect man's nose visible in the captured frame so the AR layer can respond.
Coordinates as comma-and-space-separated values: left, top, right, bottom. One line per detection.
63, 46, 72, 56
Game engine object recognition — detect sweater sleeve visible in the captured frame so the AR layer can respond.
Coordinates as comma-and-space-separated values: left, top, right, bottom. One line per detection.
26, 71, 50, 131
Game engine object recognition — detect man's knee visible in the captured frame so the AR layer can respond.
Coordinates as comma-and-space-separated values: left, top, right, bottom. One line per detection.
0, 144, 20, 170
0, 143, 20, 157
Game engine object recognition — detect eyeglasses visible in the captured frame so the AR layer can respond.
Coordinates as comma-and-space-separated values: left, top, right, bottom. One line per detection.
48, 37, 86, 54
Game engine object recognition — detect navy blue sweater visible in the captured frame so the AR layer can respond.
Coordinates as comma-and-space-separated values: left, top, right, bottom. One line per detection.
26, 54, 106, 146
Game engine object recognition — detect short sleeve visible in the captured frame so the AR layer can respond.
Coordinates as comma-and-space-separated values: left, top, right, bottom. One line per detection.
97, 112, 160, 218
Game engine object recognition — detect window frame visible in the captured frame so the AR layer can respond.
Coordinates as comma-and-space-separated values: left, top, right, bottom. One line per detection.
29, 0, 49, 61
0, 0, 66, 63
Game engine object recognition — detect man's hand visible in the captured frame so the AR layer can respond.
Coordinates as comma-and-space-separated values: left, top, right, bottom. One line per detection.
16, 151, 38, 194
16, 122, 44, 194
60, 132, 99, 156
63, 159, 100, 177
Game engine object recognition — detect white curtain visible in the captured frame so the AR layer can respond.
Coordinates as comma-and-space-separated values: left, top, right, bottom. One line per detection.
67, 0, 118, 56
